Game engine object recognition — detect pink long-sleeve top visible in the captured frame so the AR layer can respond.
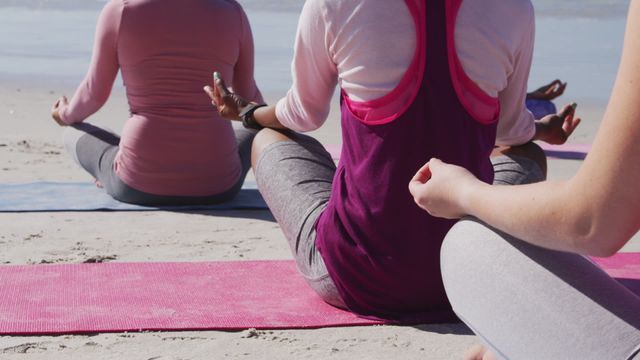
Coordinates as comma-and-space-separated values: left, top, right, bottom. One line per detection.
59, 0, 262, 196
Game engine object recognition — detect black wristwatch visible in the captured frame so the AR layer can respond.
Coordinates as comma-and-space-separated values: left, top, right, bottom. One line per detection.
239, 103, 267, 130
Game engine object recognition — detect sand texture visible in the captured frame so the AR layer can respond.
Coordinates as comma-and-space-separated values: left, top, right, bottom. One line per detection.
0, 82, 637, 359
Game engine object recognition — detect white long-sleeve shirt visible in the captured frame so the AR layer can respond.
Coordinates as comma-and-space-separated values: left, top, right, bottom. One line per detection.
276, 0, 536, 146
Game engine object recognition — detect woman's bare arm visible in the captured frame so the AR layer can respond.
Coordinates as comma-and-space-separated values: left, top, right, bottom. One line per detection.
410, 0, 640, 256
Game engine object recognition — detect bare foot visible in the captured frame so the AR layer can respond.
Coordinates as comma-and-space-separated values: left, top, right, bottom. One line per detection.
464, 344, 499, 360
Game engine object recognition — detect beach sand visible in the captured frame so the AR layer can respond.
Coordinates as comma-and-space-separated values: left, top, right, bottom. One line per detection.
0, 82, 637, 359
0, 2, 638, 358
0, 85, 480, 359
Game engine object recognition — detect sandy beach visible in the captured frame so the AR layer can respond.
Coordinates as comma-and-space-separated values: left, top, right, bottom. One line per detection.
1, 84, 638, 360
0, 1, 638, 359
0, 84, 483, 359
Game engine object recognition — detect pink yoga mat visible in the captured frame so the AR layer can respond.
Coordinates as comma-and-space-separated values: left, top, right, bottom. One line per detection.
0, 255, 636, 335
0, 260, 379, 335
592, 252, 640, 295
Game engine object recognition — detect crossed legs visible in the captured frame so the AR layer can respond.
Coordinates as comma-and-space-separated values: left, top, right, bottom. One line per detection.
443, 142, 640, 360
251, 128, 345, 308
63, 122, 256, 206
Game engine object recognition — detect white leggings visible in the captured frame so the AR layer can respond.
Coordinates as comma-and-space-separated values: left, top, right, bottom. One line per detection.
442, 154, 640, 359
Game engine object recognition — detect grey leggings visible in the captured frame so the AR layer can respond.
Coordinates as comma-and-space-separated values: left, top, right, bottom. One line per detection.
254, 136, 548, 311
442, 157, 640, 359
63, 123, 256, 206
254, 132, 346, 309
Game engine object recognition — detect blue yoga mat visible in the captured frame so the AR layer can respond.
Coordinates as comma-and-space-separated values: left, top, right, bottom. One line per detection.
526, 99, 557, 120
0, 182, 266, 212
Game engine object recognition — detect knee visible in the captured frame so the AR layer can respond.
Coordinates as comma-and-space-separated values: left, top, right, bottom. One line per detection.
499, 141, 548, 178
440, 218, 508, 312
250, 128, 293, 169
62, 126, 86, 165
441, 219, 484, 286
519, 141, 546, 174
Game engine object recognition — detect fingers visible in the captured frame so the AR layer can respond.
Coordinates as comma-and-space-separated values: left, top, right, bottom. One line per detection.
411, 158, 444, 183
203, 85, 218, 106
411, 162, 432, 184
52, 96, 67, 110
408, 158, 445, 196
547, 79, 563, 90
409, 159, 439, 198
549, 81, 567, 98
205, 72, 231, 108
544, 80, 567, 99
563, 115, 581, 137
558, 102, 577, 118
541, 79, 561, 93
203, 85, 214, 99
557, 81, 567, 96
553, 102, 580, 141
213, 71, 230, 98
50, 96, 69, 126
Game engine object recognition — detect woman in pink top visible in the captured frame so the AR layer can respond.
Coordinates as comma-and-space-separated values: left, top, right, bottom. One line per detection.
51, 0, 262, 205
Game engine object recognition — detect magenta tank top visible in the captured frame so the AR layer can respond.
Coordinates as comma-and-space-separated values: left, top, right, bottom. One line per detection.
315, 0, 499, 323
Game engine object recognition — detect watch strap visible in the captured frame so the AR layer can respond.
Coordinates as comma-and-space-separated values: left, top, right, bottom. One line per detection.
239, 103, 267, 129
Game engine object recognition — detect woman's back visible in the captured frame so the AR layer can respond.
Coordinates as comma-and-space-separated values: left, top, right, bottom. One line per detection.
61, 0, 261, 197
119, 0, 248, 119
116, 0, 261, 196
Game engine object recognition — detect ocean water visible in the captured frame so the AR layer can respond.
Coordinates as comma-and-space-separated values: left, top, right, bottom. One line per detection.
0, 1, 300, 93
0, 0, 630, 103
0, 0, 629, 16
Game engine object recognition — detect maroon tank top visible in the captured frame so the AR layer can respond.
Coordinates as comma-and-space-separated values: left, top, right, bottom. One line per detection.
316, 0, 499, 323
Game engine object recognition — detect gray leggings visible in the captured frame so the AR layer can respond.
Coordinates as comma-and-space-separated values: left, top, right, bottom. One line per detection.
254, 135, 548, 311
254, 132, 346, 309
63, 123, 256, 206
442, 157, 640, 359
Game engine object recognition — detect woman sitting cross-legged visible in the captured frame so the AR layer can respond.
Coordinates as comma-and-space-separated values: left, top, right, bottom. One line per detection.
51, 0, 262, 206
206, 0, 576, 324
409, 2, 640, 358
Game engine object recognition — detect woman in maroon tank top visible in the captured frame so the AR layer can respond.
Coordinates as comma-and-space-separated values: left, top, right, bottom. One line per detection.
205, 0, 578, 325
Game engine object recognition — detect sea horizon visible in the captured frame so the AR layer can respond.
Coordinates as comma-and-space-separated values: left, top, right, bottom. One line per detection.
0, 0, 631, 17
0, 0, 630, 104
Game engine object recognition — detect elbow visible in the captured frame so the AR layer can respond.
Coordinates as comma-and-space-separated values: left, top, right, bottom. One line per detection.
292, 119, 322, 132
292, 103, 326, 132
567, 211, 630, 257
591, 242, 626, 258
587, 229, 631, 258
278, 92, 327, 132
555, 178, 636, 257
581, 236, 627, 258
280, 108, 324, 132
